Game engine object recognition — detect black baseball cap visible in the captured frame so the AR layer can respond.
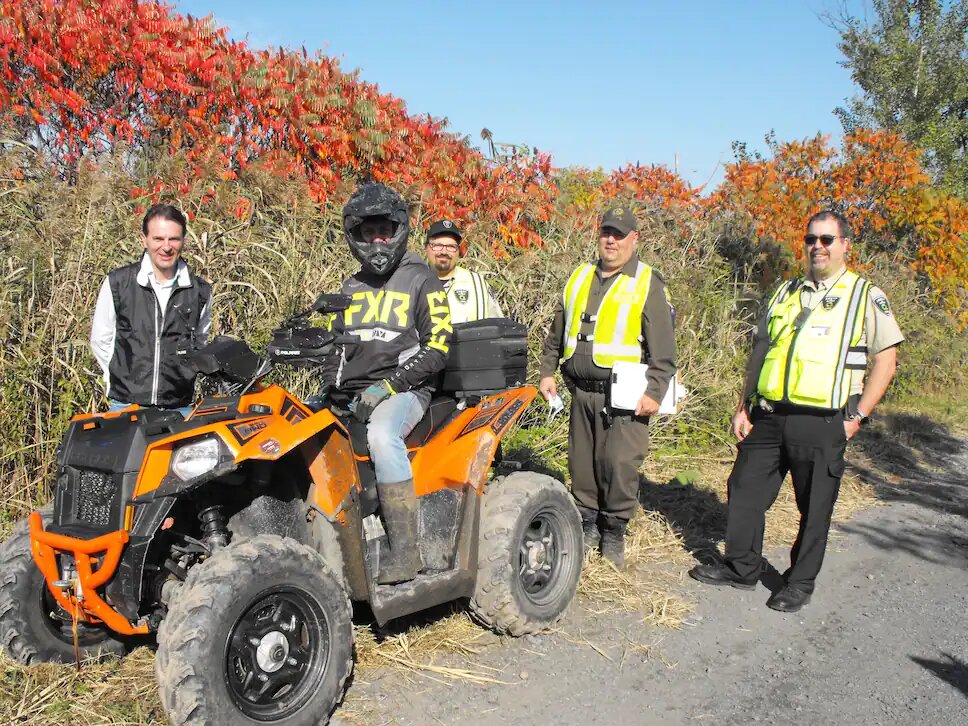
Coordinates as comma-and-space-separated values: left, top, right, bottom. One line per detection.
426, 219, 463, 241
600, 207, 637, 236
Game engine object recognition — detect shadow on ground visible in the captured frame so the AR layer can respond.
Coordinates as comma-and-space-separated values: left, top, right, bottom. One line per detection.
637, 475, 728, 559
836, 411, 968, 565
849, 412, 968, 518
910, 652, 968, 699
636, 410, 968, 569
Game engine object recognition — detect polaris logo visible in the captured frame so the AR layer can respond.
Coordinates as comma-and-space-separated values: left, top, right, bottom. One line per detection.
276, 349, 300, 356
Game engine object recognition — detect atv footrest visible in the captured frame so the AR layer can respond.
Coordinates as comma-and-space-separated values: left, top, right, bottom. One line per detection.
370, 569, 475, 626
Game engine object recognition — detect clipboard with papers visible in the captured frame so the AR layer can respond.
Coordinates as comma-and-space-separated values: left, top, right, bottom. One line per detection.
609, 360, 687, 415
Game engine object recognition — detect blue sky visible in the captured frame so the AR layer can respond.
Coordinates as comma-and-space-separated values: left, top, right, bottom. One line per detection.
174, 0, 867, 189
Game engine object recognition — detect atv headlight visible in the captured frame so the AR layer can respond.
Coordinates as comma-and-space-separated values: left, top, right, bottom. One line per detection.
171, 438, 221, 481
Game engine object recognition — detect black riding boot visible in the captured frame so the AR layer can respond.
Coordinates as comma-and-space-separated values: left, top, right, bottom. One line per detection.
600, 514, 629, 569
376, 479, 422, 584
576, 504, 601, 554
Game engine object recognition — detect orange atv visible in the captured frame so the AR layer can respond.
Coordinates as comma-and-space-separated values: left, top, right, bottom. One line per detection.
0, 293, 583, 725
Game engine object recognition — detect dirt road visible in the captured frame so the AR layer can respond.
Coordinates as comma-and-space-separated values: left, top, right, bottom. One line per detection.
343, 432, 968, 725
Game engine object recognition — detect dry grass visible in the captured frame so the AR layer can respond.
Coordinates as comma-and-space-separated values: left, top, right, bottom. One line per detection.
0, 648, 164, 724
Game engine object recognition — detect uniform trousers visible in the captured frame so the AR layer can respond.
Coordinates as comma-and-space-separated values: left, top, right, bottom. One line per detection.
724, 405, 847, 593
568, 387, 650, 521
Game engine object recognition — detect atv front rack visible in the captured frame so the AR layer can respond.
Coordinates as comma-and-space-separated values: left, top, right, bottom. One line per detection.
29, 513, 149, 636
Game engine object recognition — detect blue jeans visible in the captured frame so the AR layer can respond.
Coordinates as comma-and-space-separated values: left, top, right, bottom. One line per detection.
108, 399, 191, 418
367, 392, 427, 484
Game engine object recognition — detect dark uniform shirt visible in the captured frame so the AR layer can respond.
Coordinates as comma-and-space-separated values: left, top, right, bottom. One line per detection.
538, 256, 677, 402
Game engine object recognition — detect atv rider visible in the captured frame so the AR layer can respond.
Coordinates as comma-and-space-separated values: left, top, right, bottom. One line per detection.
322, 183, 453, 584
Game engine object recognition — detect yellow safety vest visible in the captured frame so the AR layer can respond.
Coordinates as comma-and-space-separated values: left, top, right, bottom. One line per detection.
757, 270, 871, 409
562, 261, 653, 367
445, 266, 501, 324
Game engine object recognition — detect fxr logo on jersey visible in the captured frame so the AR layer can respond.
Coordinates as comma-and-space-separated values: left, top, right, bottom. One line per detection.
427, 291, 452, 353
344, 290, 411, 327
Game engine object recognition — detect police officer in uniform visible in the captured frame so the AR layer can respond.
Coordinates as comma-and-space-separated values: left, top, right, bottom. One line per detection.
538, 207, 677, 567
424, 219, 503, 323
689, 210, 903, 612
322, 184, 453, 584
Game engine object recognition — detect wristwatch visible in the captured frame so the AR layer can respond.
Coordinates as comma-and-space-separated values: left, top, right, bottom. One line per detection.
847, 407, 870, 425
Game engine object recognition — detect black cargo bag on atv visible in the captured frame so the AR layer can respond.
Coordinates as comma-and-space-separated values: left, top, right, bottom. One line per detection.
440, 318, 528, 396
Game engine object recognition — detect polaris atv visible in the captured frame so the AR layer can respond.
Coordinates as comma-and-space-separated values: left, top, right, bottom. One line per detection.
0, 293, 583, 725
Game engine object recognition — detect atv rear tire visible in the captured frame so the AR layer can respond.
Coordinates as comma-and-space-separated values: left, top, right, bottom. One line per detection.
0, 507, 127, 664
155, 535, 353, 726
470, 472, 583, 636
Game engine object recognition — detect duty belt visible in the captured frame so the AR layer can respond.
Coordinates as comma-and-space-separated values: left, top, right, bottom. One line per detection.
570, 377, 609, 394
757, 398, 839, 417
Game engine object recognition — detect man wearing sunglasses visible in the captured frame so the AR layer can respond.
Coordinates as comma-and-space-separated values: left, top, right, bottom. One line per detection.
538, 206, 677, 567
424, 220, 503, 323
689, 210, 903, 613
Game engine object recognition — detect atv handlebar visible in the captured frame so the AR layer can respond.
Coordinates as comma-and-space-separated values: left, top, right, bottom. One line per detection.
183, 293, 355, 390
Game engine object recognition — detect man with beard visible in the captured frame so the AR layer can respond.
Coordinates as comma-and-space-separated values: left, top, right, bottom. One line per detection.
322, 183, 453, 584
689, 210, 903, 612
424, 219, 503, 323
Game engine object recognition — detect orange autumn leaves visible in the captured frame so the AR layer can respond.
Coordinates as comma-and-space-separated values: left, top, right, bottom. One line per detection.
0, 0, 554, 249
708, 130, 968, 324
1, 0, 965, 322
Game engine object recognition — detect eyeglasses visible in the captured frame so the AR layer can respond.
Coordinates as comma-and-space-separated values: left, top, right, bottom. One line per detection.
427, 241, 459, 252
803, 234, 839, 247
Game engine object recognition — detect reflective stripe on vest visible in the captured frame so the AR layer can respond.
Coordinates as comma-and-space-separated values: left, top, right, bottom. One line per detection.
562, 261, 653, 367
446, 266, 488, 324
757, 270, 871, 409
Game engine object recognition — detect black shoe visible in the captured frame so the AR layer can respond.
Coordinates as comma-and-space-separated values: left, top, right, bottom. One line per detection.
576, 505, 601, 554
599, 514, 628, 569
766, 585, 811, 612
688, 562, 757, 591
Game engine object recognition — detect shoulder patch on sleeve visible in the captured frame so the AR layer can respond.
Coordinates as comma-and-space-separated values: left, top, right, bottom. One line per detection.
873, 295, 892, 316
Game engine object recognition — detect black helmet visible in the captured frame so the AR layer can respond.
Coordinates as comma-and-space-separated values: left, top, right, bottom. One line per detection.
342, 183, 410, 276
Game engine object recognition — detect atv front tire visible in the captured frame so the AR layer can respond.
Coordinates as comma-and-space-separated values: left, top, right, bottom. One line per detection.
470, 472, 583, 636
0, 507, 127, 663
156, 535, 353, 726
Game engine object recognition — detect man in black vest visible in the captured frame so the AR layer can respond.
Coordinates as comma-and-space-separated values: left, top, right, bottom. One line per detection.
90, 204, 212, 413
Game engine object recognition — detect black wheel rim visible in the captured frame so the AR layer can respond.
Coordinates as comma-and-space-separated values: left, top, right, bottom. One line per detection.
517, 505, 570, 606
224, 587, 330, 722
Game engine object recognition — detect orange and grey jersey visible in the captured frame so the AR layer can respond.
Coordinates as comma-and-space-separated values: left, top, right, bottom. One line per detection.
325, 252, 453, 397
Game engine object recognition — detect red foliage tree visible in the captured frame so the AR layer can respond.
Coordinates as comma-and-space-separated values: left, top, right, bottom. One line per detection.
0, 0, 555, 249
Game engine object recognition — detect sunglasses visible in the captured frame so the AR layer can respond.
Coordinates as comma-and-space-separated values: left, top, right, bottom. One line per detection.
803, 234, 839, 247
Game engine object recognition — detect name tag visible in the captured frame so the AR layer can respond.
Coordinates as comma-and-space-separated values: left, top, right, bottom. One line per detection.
808, 325, 831, 337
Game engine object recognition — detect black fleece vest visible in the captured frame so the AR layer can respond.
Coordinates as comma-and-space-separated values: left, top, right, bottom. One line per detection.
107, 262, 211, 407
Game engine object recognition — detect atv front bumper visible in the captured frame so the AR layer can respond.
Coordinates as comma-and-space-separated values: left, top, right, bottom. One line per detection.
29, 512, 149, 636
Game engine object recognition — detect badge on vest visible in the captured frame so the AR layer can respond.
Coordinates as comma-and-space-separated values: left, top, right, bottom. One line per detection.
455, 289, 469, 303
873, 295, 891, 315
821, 296, 840, 311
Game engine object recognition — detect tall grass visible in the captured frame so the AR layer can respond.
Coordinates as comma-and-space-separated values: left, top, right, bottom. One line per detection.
1, 148, 966, 533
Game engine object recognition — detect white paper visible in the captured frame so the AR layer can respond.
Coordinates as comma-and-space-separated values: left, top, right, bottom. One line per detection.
610, 360, 687, 415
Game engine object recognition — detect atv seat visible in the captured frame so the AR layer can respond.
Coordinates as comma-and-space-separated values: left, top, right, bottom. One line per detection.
404, 396, 459, 448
